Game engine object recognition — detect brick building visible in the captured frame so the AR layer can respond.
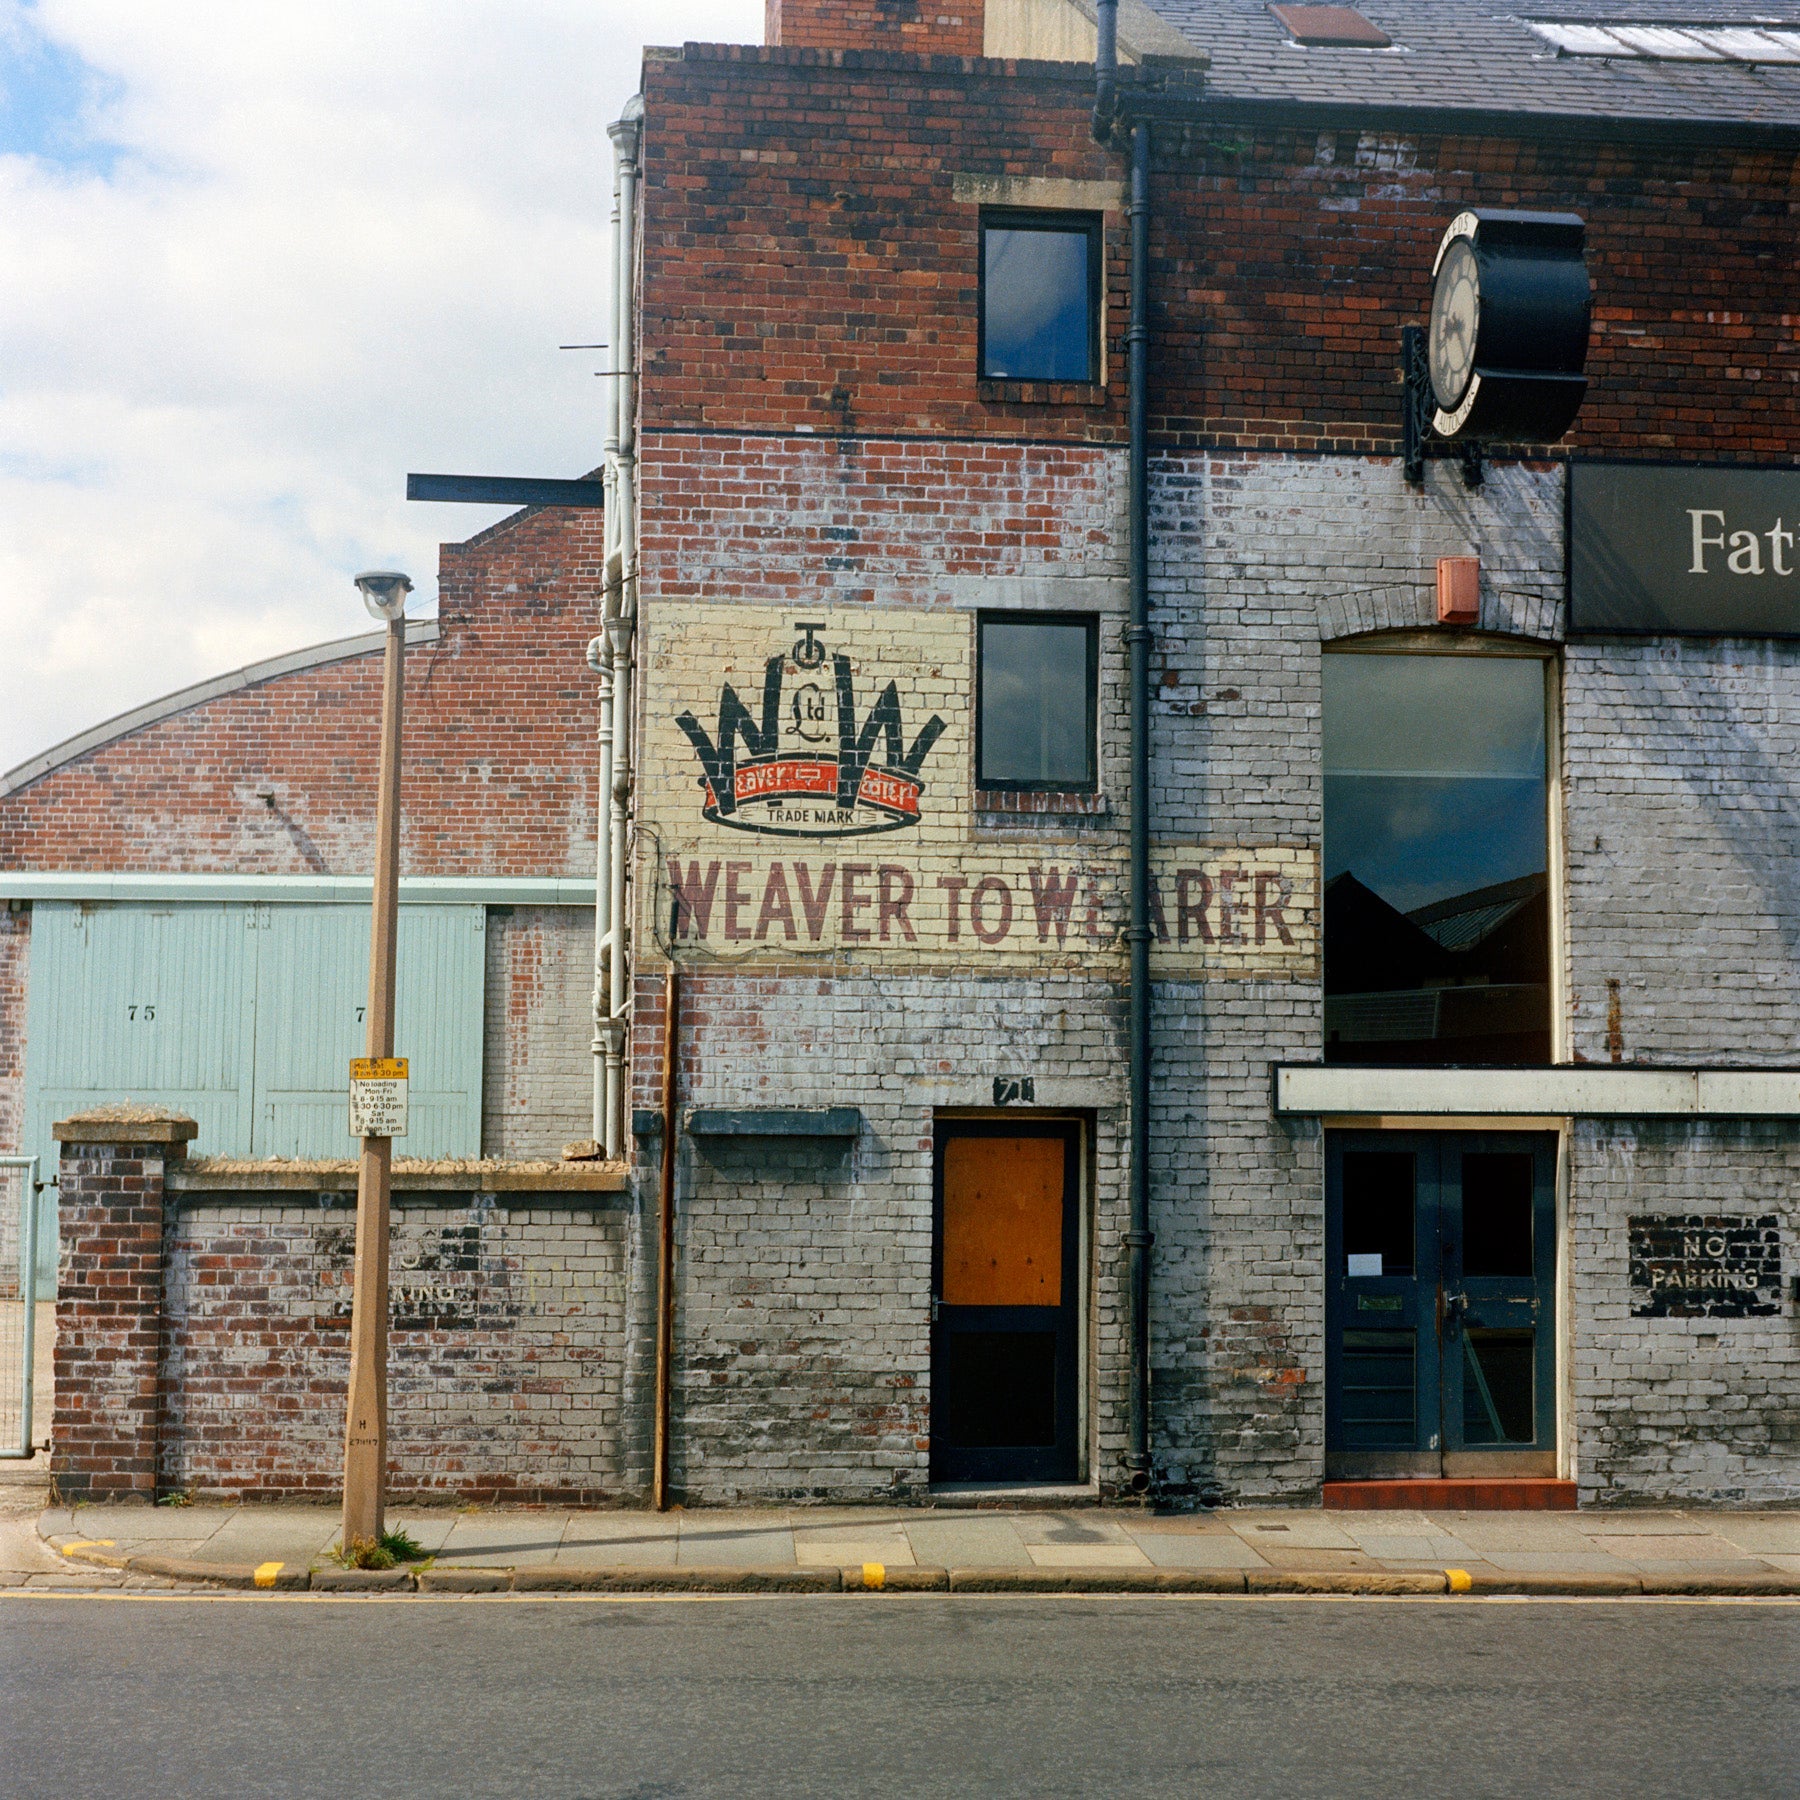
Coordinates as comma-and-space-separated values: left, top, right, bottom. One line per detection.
8, 0, 1800, 1507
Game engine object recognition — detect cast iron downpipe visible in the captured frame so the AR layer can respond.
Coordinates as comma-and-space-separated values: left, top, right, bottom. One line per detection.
1094, 0, 1155, 1496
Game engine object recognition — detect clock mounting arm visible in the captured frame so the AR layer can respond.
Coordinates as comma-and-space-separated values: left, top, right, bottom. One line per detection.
1402, 324, 1483, 489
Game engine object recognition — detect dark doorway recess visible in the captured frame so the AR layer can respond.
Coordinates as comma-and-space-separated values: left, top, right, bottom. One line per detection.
931, 1118, 1081, 1483
1326, 1131, 1557, 1481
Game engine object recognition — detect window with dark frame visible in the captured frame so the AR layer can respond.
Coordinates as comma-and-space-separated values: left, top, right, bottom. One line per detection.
979, 211, 1101, 384
977, 614, 1098, 792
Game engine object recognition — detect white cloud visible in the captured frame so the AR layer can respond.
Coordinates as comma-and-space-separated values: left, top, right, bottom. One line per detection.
0, 0, 761, 774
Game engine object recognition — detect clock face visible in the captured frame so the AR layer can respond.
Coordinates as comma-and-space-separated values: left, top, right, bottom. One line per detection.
1429, 237, 1481, 410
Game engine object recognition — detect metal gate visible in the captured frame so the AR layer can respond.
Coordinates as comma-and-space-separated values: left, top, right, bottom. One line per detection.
0, 1156, 42, 1460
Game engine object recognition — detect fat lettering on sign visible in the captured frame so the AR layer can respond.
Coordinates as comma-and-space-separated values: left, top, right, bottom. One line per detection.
1688, 509, 1797, 577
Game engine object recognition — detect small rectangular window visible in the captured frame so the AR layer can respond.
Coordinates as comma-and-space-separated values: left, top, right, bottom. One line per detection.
977, 615, 1098, 791
979, 212, 1100, 384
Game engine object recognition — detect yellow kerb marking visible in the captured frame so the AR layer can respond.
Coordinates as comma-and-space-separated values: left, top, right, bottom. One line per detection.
1446, 1568, 1473, 1593
62, 1540, 116, 1553
254, 1562, 283, 1588
862, 1562, 886, 1590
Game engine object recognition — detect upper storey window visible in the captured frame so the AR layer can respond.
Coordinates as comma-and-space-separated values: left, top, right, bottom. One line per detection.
979, 212, 1100, 384
977, 615, 1098, 791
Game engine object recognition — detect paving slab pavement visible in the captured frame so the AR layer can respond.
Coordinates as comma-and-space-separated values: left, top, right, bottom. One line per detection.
29, 1499, 1800, 1595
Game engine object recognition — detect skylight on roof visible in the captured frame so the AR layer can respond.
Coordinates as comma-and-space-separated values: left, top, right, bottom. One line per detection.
1270, 5, 1394, 48
1525, 19, 1800, 62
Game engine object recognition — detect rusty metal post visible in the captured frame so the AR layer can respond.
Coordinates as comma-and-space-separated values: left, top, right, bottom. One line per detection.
653, 961, 678, 1510
343, 581, 408, 1548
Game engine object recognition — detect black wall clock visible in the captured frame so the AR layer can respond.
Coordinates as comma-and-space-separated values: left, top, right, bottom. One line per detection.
1426, 209, 1592, 442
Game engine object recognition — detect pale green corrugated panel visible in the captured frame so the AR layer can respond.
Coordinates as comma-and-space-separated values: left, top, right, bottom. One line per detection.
251, 904, 485, 1160
21, 900, 492, 1289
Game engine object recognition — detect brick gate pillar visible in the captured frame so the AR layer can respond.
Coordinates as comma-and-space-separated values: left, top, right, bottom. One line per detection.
50, 1107, 197, 1501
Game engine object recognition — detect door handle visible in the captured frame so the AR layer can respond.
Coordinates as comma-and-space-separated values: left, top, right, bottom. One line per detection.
1443, 1291, 1469, 1329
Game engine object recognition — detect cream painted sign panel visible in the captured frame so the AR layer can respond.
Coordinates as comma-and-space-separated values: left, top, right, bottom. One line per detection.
636, 605, 1316, 977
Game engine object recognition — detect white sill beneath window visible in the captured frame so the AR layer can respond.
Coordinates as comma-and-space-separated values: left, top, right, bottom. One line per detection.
974, 790, 1108, 817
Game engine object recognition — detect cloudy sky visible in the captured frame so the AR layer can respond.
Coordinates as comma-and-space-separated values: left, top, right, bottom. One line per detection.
0, 0, 760, 775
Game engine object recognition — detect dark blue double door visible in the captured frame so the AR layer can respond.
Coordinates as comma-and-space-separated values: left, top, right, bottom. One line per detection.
1326, 1132, 1557, 1479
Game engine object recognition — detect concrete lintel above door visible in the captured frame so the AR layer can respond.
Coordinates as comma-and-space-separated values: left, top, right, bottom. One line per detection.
1277, 1064, 1800, 1119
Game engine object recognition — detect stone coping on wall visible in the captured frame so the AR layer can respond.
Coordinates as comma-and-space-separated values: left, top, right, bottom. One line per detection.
165, 1156, 629, 1196
55, 1106, 199, 1147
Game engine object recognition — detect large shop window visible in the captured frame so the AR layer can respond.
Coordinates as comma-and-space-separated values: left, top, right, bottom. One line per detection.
979, 212, 1101, 383
976, 614, 1098, 791
1322, 651, 1551, 1065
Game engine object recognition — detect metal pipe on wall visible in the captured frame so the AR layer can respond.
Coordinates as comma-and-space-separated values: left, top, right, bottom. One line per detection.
1093, 0, 1156, 1493
591, 97, 643, 1158
590, 109, 627, 1150
603, 99, 643, 1161
1122, 120, 1154, 1492
653, 962, 679, 1509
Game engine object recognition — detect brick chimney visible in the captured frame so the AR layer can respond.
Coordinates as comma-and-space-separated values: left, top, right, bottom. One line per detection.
767, 0, 984, 57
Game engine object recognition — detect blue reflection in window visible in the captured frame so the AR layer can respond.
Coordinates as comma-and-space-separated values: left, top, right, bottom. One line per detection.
1323, 653, 1550, 1065
982, 223, 1095, 382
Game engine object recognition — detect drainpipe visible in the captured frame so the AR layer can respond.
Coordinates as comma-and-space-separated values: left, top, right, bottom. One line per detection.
1095, 0, 1155, 1494
1092, 0, 1117, 142
600, 97, 644, 1160
590, 108, 626, 1151
588, 644, 614, 1141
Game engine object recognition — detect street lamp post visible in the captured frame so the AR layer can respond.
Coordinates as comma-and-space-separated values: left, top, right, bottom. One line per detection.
342, 569, 412, 1550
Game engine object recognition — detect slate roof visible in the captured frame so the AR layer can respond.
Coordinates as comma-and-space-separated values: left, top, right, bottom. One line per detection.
1139, 0, 1800, 128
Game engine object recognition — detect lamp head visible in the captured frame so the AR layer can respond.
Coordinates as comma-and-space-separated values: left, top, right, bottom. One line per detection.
354, 570, 413, 622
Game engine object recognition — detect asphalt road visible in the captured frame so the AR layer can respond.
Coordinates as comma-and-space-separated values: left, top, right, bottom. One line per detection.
2, 1594, 1796, 1800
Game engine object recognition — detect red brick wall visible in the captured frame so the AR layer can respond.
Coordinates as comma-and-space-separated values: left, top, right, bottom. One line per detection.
639, 431, 1121, 603
640, 47, 1124, 440
768, 0, 982, 57
0, 505, 605, 878
640, 46, 1798, 461
52, 1138, 168, 1500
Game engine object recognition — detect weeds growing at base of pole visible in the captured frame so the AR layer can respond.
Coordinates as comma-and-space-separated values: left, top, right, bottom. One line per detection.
338, 1528, 429, 1570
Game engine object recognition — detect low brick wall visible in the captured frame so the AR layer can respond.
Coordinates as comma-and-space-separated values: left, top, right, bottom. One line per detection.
52, 1108, 647, 1504
162, 1196, 644, 1504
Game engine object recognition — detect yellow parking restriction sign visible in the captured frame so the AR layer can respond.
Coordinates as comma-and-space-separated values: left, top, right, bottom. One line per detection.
348, 1057, 409, 1139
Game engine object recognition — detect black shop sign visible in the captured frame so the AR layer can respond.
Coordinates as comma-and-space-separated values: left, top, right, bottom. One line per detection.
1569, 461, 1800, 636
1628, 1214, 1782, 1319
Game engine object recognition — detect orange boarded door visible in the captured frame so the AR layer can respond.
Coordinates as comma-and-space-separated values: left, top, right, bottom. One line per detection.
932, 1120, 1079, 1483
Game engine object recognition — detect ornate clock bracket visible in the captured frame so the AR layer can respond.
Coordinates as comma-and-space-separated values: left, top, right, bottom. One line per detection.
1401, 326, 1483, 490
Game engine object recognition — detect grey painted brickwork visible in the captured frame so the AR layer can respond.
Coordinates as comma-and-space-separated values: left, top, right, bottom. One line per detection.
482, 905, 598, 1159
1571, 1122, 1800, 1506
1564, 637, 1800, 1065
647, 446, 1800, 1506
662, 971, 1129, 1503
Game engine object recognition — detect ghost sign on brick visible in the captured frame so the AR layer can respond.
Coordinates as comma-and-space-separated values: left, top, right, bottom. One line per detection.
642, 605, 1319, 978
676, 620, 948, 838
1628, 1214, 1782, 1318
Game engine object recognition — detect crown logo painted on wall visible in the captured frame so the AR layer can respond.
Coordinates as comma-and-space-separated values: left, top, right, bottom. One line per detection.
676, 623, 947, 838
